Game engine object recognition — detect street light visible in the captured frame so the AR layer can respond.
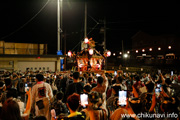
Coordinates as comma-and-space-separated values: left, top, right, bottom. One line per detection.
168, 46, 171, 49
158, 47, 161, 51
136, 50, 138, 53
124, 54, 128, 58
142, 49, 145, 52
149, 48, 152, 51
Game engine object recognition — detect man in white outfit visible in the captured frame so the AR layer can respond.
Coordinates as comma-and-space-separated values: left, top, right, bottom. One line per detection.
31, 74, 53, 120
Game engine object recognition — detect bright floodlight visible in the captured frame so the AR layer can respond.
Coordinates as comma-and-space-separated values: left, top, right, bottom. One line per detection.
168, 46, 171, 49
124, 54, 128, 58
158, 47, 161, 50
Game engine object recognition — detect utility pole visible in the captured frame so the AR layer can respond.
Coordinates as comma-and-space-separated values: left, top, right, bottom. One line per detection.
57, 0, 61, 52
81, 1, 87, 50
104, 17, 107, 70
64, 30, 67, 70
84, 2, 87, 39
60, 0, 63, 50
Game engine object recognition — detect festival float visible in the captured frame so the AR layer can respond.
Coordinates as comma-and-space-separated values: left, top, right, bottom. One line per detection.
67, 38, 111, 72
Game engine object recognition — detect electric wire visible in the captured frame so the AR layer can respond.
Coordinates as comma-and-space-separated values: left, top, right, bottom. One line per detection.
1, 0, 51, 40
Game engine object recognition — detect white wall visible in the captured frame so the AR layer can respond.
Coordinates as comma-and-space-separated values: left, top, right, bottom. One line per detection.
18, 61, 55, 72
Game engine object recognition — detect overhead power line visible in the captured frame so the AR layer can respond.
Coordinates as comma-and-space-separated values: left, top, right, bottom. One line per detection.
1, 0, 51, 40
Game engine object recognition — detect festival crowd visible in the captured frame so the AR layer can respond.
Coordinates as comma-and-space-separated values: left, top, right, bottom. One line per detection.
0, 69, 179, 120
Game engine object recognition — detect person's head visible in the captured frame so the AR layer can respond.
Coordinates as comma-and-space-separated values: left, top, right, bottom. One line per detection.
161, 97, 176, 113
134, 75, 140, 82
33, 116, 47, 120
53, 90, 57, 96
88, 91, 100, 104
165, 78, 172, 85
6, 88, 18, 99
0, 81, 5, 91
67, 93, 80, 112
56, 91, 64, 100
83, 84, 92, 94
145, 81, 154, 93
111, 85, 121, 96
88, 77, 93, 83
97, 76, 104, 85
36, 74, 44, 81
1, 98, 22, 120
73, 72, 80, 80
117, 76, 123, 83
4, 78, 12, 88
129, 97, 141, 115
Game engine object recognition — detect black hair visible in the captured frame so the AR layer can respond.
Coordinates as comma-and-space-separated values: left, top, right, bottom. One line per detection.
73, 72, 80, 80
56, 91, 64, 100
88, 91, 99, 103
112, 85, 121, 96
53, 90, 57, 96
0, 81, 4, 88
97, 76, 103, 85
165, 78, 172, 85
36, 74, 44, 81
135, 75, 140, 81
145, 81, 154, 93
117, 76, 123, 83
4, 78, 11, 86
33, 116, 47, 120
80, 77, 84, 82
6, 88, 18, 99
83, 84, 92, 93
67, 93, 80, 111
88, 77, 93, 83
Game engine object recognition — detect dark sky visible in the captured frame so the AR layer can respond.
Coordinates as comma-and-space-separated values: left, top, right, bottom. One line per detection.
0, 0, 179, 54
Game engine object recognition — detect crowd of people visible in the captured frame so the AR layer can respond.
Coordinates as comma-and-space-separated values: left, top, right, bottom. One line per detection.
0, 69, 180, 120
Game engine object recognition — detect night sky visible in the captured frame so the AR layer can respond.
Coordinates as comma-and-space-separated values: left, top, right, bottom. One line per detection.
0, 0, 179, 54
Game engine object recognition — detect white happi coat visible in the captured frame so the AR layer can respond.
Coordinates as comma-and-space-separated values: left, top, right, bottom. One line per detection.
31, 81, 53, 120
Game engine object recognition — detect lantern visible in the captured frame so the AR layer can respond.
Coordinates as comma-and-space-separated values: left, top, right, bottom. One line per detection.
89, 49, 94, 55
